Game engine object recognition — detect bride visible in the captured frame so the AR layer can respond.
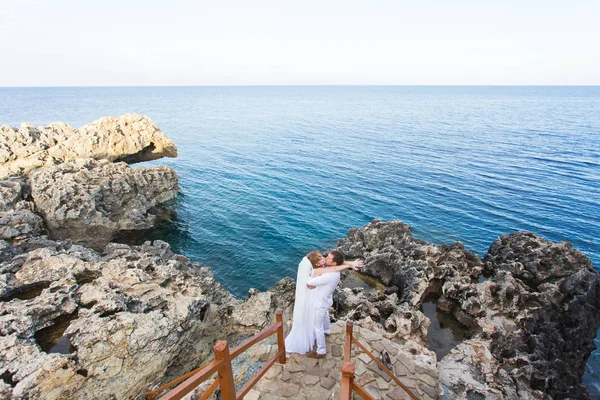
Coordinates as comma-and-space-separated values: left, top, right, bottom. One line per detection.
284, 251, 362, 354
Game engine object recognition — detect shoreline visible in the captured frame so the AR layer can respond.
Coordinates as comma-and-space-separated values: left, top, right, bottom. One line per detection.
1, 115, 599, 399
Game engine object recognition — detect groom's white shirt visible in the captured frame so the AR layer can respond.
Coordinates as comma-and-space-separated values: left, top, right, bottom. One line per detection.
306, 271, 340, 309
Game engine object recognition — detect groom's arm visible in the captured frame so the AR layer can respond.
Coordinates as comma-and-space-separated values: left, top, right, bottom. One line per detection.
307, 272, 336, 287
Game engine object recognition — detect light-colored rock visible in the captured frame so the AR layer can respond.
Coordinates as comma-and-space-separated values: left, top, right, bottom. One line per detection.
293, 355, 318, 369
264, 364, 282, 379
320, 358, 337, 371
305, 366, 329, 378
331, 344, 343, 358
355, 371, 376, 387
302, 374, 319, 386
280, 370, 291, 382
418, 372, 437, 387
302, 384, 332, 399
231, 291, 273, 329
286, 363, 306, 373
376, 377, 390, 390
0, 239, 239, 400
419, 383, 439, 399
320, 376, 336, 390
438, 339, 515, 400
364, 384, 381, 399
336, 220, 600, 399
245, 389, 261, 400
0, 114, 177, 178
0, 178, 44, 241
358, 352, 371, 364
278, 382, 300, 397
386, 387, 414, 400
30, 158, 179, 249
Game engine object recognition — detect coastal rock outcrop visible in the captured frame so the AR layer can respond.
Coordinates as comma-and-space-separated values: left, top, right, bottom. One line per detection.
0, 238, 239, 400
0, 114, 180, 248
0, 178, 44, 241
30, 158, 179, 250
2, 109, 597, 399
335, 220, 483, 344
333, 219, 600, 399
0, 114, 177, 178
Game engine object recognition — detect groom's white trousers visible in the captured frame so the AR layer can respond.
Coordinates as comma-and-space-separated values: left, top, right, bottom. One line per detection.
314, 307, 331, 355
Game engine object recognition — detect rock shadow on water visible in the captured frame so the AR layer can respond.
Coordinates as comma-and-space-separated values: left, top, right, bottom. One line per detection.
583, 327, 600, 399
420, 294, 469, 361
112, 193, 198, 256
33, 313, 78, 354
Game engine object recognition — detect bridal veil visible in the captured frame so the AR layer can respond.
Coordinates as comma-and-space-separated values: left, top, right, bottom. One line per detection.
284, 256, 317, 354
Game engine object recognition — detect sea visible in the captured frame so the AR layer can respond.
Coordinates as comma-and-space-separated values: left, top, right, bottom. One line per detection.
1, 86, 599, 393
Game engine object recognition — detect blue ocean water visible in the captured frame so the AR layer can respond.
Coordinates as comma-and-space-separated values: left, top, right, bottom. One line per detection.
1, 86, 598, 296
1, 85, 600, 391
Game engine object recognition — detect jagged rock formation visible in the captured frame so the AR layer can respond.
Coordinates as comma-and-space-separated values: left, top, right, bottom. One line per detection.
1, 215, 597, 399
1, 112, 597, 399
334, 219, 600, 399
0, 178, 44, 241
336, 220, 483, 345
0, 238, 238, 400
0, 114, 177, 179
0, 114, 180, 249
30, 158, 179, 250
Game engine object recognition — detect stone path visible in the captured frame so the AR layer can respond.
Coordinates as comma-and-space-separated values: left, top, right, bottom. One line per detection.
247, 321, 440, 399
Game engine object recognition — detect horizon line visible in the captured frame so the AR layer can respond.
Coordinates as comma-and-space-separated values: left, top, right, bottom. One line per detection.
1, 84, 600, 88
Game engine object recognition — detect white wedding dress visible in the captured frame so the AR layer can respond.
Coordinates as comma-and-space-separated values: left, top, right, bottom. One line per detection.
284, 256, 317, 354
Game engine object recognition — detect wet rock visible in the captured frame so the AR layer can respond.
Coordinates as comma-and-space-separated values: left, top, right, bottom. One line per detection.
30, 158, 179, 250
0, 114, 177, 178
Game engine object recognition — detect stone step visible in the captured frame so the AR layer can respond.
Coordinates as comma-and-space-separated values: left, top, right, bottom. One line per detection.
248, 321, 440, 400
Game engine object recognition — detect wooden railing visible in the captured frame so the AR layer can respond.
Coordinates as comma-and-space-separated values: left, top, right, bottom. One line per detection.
146, 310, 286, 400
340, 321, 419, 400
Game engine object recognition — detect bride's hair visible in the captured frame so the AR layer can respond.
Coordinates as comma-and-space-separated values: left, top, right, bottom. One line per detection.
306, 251, 322, 268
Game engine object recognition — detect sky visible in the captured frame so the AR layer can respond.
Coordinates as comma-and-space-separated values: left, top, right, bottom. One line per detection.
0, 0, 599, 86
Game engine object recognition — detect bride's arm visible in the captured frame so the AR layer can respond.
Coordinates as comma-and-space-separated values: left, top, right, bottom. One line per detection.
342, 259, 364, 269
312, 261, 363, 277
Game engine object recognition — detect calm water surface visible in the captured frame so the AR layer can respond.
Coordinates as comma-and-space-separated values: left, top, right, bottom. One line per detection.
1, 86, 599, 390
1, 86, 597, 295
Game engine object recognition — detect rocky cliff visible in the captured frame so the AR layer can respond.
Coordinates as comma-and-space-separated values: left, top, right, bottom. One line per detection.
3, 218, 597, 399
1, 115, 598, 399
0, 114, 177, 179
30, 159, 179, 250
0, 115, 180, 249
335, 219, 600, 399
0, 114, 285, 399
0, 238, 239, 399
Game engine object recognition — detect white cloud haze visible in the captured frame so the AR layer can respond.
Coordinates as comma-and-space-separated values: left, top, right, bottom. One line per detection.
0, 0, 598, 86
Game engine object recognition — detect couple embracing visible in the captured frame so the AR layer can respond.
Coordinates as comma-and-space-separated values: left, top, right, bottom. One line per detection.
285, 250, 363, 358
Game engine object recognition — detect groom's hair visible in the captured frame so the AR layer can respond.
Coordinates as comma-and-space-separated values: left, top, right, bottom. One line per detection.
329, 250, 345, 266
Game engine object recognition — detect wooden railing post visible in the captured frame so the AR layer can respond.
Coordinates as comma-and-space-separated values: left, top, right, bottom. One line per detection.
147, 313, 288, 400
213, 341, 235, 400
344, 320, 353, 363
276, 310, 286, 364
340, 361, 355, 400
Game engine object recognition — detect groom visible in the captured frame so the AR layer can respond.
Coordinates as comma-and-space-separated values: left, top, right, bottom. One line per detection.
305, 250, 345, 359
